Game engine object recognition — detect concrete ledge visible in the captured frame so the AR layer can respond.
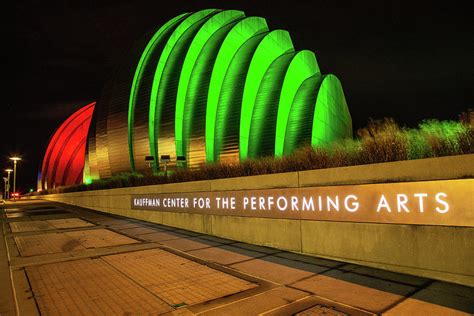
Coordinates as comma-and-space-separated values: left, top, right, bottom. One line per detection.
299, 154, 474, 187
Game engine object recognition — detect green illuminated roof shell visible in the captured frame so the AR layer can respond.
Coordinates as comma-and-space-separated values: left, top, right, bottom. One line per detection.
240, 30, 294, 160
275, 50, 320, 157
312, 74, 352, 146
282, 75, 321, 155
149, 9, 218, 172
86, 8, 352, 180
128, 13, 189, 172
175, 10, 245, 168
206, 17, 269, 163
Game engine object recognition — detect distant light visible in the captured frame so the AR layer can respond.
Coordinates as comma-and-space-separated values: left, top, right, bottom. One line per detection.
160, 155, 171, 162
29, 188, 34, 192
5, 169, 13, 172
84, 177, 92, 185
9, 157, 22, 161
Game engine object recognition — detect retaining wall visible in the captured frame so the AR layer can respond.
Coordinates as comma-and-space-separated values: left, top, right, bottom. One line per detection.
30, 154, 474, 286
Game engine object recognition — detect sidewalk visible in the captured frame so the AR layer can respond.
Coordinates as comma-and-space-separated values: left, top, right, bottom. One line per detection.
1, 199, 473, 315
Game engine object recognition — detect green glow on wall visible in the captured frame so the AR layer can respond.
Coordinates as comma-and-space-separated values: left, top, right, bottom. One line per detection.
239, 30, 294, 160
275, 50, 320, 157
128, 13, 188, 171
206, 17, 269, 162
149, 9, 218, 172
312, 74, 352, 146
283, 75, 321, 155
175, 10, 245, 164
248, 52, 295, 158
206, 17, 268, 162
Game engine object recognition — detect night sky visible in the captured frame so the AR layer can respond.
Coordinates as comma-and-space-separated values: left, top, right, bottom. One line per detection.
4, 0, 473, 193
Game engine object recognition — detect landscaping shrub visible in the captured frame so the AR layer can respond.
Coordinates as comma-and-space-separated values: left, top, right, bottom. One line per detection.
39, 117, 473, 194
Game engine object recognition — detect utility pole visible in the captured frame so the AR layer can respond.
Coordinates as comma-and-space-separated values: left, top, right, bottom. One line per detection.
5, 169, 12, 199
9, 157, 21, 201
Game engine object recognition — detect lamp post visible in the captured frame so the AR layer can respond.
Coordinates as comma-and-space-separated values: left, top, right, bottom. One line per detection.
160, 155, 171, 177
9, 157, 21, 201
2, 177, 7, 200
5, 169, 13, 199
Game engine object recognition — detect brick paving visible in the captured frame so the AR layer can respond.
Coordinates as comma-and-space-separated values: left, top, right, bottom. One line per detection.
103, 248, 257, 306
1, 200, 474, 315
295, 304, 349, 316
27, 258, 173, 315
10, 218, 93, 233
15, 232, 85, 256
14, 228, 139, 256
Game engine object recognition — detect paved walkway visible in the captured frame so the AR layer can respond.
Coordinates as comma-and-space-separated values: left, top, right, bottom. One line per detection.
1, 199, 473, 315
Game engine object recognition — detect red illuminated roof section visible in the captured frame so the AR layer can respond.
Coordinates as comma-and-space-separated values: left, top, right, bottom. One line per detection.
40, 102, 95, 189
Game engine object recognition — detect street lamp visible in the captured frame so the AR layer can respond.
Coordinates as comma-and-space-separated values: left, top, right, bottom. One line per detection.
4, 169, 12, 199
160, 155, 171, 177
9, 157, 21, 201
2, 177, 7, 200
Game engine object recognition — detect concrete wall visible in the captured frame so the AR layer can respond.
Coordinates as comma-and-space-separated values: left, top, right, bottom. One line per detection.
31, 154, 474, 286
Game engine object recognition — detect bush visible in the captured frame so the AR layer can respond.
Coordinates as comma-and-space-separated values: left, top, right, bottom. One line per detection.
40, 118, 473, 194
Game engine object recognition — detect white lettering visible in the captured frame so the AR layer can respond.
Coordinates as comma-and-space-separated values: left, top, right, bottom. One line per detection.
397, 194, 410, 213
327, 196, 339, 211
222, 197, 229, 209
435, 192, 449, 213
344, 195, 359, 212
291, 196, 299, 211
302, 197, 314, 211
413, 193, 427, 212
277, 196, 288, 211
250, 197, 256, 210
268, 196, 274, 210
243, 197, 249, 209
377, 194, 391, 212
193, 198, 209, 209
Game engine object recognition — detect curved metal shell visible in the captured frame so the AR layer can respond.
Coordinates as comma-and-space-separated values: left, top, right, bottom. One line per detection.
206, 17, 269, 163
239, 30, 294, 160
40, 102, 95, 189
248, 52, 295, 158
275, 50, 320, 157
128, 13, 190, 173
175, 10, 245, 168
312, 74, 353, 146
149, 9, 219, 172
77, 8, 352, 182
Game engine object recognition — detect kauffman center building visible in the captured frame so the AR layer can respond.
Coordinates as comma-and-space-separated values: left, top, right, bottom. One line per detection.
39, 9, 352, 190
